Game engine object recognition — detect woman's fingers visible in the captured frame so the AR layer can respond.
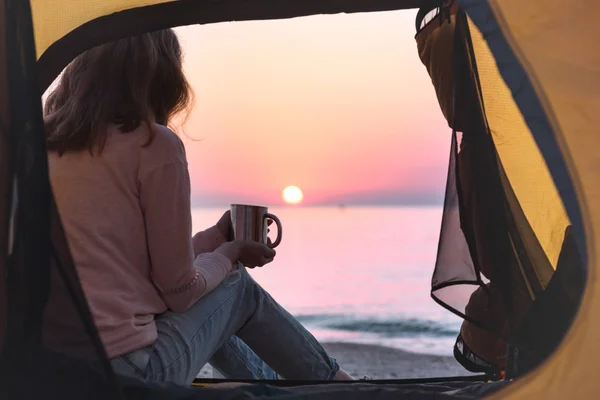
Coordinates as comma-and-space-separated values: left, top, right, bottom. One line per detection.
261, 256, 275, 265
263, 246, 276, 258
257, 247, 275, 266
236, 240, 276, 268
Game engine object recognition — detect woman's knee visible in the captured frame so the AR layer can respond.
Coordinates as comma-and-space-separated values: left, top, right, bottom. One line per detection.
233, 264, 256, 286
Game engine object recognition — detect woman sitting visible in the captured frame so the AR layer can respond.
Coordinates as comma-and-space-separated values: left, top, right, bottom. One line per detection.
45, 28, 352, 386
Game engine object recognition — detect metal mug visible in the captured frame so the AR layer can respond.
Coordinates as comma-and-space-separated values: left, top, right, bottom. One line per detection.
230, 204, 282, 248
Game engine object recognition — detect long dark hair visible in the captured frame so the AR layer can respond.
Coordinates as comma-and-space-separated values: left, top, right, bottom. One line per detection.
44, 29, 192, 155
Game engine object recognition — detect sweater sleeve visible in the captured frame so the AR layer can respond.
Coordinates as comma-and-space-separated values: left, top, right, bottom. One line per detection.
139, 159, 233, 313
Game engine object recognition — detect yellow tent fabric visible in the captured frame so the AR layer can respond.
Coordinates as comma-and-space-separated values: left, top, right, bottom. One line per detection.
467, 17, 569, 284
475, 0, 600, 398
31, 0, 171, 59
32, 0, 424, 91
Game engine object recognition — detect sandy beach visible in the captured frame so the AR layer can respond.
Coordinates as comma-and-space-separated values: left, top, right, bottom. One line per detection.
198, 342, 472, 380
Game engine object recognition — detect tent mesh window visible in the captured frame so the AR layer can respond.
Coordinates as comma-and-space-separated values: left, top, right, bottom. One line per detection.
417, 1, 585, 379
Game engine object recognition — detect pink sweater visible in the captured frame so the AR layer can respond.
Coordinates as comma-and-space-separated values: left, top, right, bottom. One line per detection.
48, 123, 234, 358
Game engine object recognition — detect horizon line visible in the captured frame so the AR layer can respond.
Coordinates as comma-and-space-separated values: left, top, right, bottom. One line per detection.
191, 203, 444, 209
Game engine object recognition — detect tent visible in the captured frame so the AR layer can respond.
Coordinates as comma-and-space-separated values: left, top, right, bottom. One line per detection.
0, 0, 598, 398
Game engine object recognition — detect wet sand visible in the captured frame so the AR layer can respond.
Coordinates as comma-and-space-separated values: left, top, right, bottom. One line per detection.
198, 342, 472, 380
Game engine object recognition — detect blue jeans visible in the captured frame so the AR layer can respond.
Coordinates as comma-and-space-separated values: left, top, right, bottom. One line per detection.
110, 265, 339, 386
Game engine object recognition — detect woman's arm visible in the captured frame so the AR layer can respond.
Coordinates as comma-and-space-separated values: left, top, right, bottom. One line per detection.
139, 153, 234, 313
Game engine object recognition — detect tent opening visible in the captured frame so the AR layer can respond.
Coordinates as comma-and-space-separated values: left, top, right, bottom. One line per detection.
40, 8, 473, 382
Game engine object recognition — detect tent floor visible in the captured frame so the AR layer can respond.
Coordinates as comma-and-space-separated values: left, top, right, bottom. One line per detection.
191, 373, 492, 387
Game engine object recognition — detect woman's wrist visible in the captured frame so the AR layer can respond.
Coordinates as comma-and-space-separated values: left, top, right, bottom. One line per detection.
215, 241, 241, 263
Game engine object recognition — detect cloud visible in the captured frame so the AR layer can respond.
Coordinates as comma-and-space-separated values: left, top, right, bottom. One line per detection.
313, 188, 444, 206
191, 189, 271, 208
191, 187, 444, 207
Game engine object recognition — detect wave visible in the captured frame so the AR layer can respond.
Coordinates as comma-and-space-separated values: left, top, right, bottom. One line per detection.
294, 314, 459, 338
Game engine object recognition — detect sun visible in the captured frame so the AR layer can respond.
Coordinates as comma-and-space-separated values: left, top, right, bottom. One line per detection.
282, 186, 304, 205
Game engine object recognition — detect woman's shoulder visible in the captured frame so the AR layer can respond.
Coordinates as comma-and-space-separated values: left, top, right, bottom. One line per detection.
148, 123, 185, 153
139, 123, 187, 165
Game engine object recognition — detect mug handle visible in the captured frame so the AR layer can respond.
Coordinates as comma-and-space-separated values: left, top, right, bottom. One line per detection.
264, 213, 282, 248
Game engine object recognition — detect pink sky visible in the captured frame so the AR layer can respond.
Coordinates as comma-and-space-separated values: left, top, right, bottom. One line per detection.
174, 10, 450, 207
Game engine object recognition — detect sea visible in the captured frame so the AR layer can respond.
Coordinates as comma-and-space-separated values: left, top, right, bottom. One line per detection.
191, 206, 462, 357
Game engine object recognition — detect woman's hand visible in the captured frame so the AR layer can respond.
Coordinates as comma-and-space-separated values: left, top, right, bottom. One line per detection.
216, 210, 233, 241
215, 240, 276, 268
238, 240, 276, 268
215, 210, 274, 243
